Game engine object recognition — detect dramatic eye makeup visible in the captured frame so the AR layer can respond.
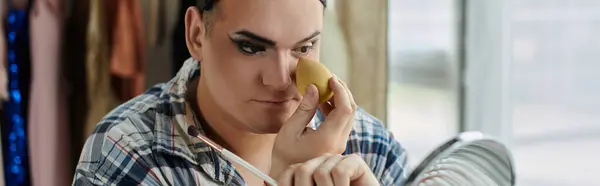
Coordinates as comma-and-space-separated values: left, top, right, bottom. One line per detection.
228, 30, 321, 56
229, 30, 275, 56
230, 39, 267, 55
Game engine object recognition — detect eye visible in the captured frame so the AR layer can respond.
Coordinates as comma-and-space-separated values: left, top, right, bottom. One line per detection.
293, 44, 313, 55
235, 41, 266, 55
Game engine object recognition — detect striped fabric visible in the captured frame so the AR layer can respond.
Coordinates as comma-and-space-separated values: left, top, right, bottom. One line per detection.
72, 58, 409, 186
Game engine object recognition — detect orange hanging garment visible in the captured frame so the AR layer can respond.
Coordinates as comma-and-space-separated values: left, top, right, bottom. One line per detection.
110, 0, 146, 101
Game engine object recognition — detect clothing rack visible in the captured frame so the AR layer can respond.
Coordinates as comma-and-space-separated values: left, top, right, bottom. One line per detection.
0, 0, 192, 185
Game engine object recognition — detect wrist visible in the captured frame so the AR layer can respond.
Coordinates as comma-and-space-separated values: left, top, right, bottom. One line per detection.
269, 155, 287, 179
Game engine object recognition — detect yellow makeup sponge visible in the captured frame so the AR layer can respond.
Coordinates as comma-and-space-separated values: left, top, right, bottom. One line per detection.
295, 58, 334, 104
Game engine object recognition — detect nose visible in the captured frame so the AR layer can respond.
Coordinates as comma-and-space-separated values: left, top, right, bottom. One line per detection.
261, 53, 296, 91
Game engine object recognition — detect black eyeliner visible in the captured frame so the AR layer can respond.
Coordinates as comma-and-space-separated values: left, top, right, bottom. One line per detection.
229, 37, 266, 55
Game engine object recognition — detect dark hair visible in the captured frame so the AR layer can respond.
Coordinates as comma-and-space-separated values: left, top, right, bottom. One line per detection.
196, 0, 217, 13
196, 0, 327, 12
196, 0, 327, 35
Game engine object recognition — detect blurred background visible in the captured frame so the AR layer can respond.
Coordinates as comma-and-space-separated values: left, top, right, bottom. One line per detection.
0, 0, 597, 185
385, 0, 600, 185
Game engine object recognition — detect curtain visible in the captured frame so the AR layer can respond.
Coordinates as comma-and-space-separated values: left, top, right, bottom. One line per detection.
321, 0, 389, 123
320, 3, 349, 84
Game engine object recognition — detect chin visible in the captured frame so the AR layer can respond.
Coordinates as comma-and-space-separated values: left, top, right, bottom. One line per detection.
247, 112, 290, 134
243, 101, 297, 133
265, 115, 289, 132
262, 123, 284, 134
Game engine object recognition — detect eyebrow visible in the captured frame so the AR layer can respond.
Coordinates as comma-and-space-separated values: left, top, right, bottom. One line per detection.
232, 30, 277, 46
295, 31, 321, 45
231, 30, 321, 47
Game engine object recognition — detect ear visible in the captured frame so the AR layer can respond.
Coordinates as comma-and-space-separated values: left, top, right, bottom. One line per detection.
185, 7, 205, 61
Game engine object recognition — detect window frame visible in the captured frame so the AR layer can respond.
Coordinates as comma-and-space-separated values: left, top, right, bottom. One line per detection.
462, 0, 515, 145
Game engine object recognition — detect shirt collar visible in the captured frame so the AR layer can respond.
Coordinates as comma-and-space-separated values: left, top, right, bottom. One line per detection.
152, 58, 241, 185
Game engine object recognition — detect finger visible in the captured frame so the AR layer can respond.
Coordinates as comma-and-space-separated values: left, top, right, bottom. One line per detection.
325, 77, 338, 108
283, 84, 320, 135
318, 102, 334, 116
336, 78, 356, 112
295, 154, 334, 186
317, 76, 338, 116
331, 154, 369, 186
319, 78, 353, 134
277, 164, 300, 186
313, 155, 344, 186
335, 78, 356, 140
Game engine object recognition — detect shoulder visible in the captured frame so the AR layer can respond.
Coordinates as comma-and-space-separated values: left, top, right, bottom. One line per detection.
74, 85, 168, 184
86, 85, 168, 147
331, 107, 409, 185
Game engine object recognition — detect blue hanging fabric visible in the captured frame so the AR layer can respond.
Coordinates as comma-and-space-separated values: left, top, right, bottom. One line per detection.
2, 3, 31, 186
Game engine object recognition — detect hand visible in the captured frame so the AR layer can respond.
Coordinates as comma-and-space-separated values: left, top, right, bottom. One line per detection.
275, 154, 379, 186
270, 77, 357, 178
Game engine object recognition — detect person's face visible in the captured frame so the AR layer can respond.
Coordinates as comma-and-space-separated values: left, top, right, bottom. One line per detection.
185, 0, 324, 133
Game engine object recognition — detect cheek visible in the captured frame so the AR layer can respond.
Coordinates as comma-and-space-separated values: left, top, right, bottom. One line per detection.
203, 40, 261, 101
315, 42, 322, 52
208, 55, 259, 98
206, 45, 246, 83
310, 46, 321, 60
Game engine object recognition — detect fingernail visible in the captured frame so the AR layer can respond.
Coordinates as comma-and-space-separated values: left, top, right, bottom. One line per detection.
306, 84, 317, 97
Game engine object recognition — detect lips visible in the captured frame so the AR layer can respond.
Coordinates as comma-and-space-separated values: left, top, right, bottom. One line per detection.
257, 100, 289, 104
253, 97, 296, 106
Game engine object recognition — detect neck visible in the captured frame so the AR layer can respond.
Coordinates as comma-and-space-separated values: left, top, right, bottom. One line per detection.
192, 77, 275, 169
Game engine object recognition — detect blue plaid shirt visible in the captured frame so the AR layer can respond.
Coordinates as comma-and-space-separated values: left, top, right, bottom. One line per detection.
73, 59, 409, 186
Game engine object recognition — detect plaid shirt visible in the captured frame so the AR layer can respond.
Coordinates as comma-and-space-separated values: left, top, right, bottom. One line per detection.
73, 58, 409, 186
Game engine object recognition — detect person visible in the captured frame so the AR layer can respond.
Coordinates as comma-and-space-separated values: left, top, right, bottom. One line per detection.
72, 0, 409, 185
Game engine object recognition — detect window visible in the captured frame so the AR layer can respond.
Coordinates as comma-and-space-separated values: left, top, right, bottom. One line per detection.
509, 0, 600, 185
387, 0, 461, 167
388, 1, 600, 185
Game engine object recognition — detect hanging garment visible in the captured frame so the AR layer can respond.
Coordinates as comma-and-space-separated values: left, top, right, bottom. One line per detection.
0, 34, 6, 102
62, 0, 90, 169
155, 0, 167, 46
28, 0, 71, 185
146, 0, 159, 48
0, 52, 7, 102
109, 0, 146, 101
141, 0, 178, 87
84, 0, 119, 136
0, 120, 3, 186
2, 1, 33, 185
0, 1, 6, 185
0, 0, 9, 102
